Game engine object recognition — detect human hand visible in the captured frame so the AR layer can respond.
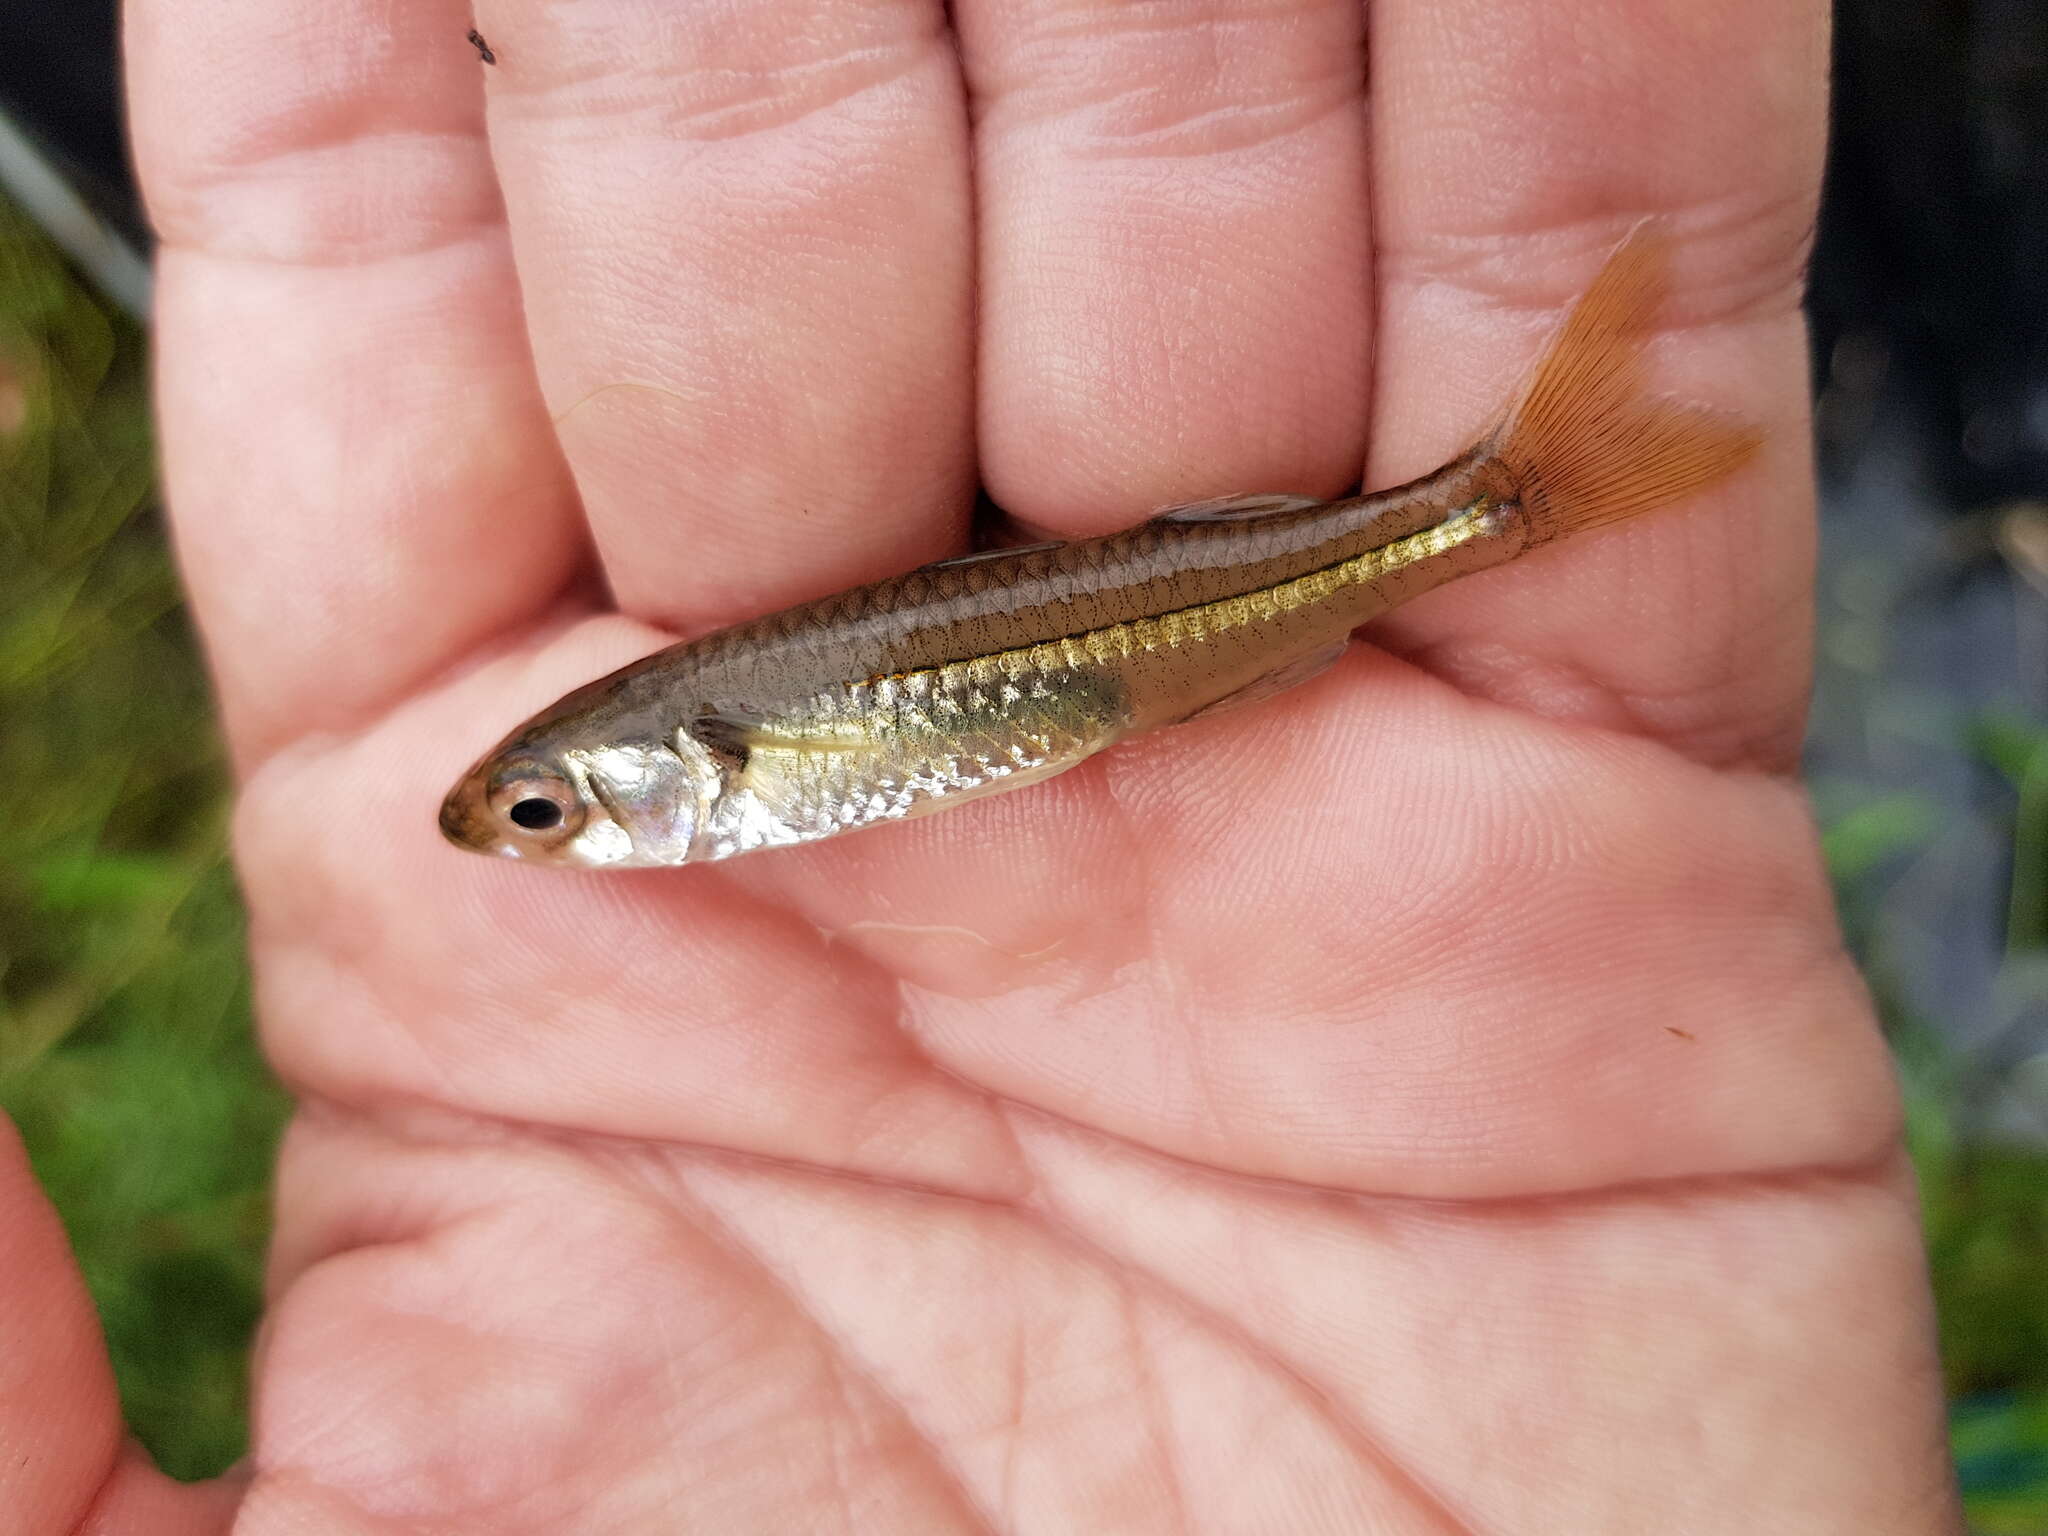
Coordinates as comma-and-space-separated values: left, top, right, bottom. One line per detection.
6, 0, 1962, 1528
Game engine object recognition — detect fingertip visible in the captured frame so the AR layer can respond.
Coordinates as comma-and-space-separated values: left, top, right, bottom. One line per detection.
0, 1117, 127, 1532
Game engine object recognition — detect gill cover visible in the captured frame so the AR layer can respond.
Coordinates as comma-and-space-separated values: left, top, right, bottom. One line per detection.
564, 740, 708, 867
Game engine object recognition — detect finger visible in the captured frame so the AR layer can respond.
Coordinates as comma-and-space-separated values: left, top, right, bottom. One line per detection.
475, 0, 975, 633
0, 1119, 121, 1528
81, 1449, 242, 1535
0, 1121, 234, 1532
129, 0, 583, 767
959, 0, 1372, 530
1363, 0, 1830, 768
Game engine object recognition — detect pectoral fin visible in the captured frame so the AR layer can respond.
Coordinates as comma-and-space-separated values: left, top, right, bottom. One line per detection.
1177, 642, 1349, 725
693, 711, 872, 761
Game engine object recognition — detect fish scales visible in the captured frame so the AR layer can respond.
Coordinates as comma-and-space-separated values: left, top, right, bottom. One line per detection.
612, 498, 1506, 859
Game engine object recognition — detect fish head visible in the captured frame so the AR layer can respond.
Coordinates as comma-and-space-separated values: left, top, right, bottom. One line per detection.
438, 734, 711, 870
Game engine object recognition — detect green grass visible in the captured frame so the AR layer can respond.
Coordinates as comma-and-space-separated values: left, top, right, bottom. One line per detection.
0, 190, 2044, 1514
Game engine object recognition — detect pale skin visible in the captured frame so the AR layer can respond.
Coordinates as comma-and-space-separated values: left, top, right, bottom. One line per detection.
1, 0, 1965, 1529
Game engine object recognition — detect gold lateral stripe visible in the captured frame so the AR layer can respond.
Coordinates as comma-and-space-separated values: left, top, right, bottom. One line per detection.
954, 510, 1486, 692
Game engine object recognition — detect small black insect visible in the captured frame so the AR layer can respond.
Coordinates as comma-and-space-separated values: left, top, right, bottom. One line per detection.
467, 28, 496, 65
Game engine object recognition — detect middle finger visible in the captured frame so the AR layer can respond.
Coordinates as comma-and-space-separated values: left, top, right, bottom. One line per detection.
479, 0, 975, 632
961, 0, 1373, 532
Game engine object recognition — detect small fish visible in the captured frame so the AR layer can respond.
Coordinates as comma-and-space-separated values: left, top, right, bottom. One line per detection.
467, 28, 496, 65
440, 228, 1759, 870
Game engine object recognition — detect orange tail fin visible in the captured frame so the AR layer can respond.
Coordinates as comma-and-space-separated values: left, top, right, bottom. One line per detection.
1495, 225, 1762, 547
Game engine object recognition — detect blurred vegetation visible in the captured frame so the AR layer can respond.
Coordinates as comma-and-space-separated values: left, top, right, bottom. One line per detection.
1822, 706, 2048, 1533
0, 194, 287, 1479
0, 187, 2045, 1519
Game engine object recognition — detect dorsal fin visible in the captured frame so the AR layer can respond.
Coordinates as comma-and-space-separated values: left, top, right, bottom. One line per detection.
915, 540, 1064, 573
1151, 493, 1324, 524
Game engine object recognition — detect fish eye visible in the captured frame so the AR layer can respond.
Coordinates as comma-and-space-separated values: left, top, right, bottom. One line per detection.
508, 797, 563, 830
486, 765, 583, 839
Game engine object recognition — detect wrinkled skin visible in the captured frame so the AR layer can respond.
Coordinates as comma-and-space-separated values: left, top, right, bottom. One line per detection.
4, 0, 1965, 1531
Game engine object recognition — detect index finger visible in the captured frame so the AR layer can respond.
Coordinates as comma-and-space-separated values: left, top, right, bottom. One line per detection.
128, 0, 582, 767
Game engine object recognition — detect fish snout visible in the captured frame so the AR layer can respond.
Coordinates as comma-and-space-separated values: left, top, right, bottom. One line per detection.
439, 774, 508, 856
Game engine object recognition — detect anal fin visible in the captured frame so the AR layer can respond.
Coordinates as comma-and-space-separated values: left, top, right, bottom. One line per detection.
1177, 641, 1349, 725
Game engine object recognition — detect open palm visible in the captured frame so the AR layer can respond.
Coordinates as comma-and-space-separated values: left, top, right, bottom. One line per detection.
6, 0, 1963, 1529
